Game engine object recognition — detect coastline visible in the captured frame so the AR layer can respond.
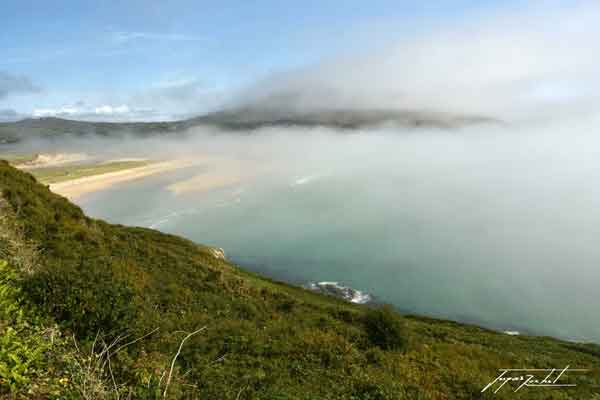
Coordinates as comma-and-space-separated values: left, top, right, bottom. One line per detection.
48, 159, 197, 200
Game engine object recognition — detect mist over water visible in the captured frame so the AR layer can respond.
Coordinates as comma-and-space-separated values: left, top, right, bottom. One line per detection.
72, 116, 600, 343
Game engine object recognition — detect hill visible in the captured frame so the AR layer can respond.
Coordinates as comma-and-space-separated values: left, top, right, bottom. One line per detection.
0, 108, 498, 143
187, 107, 498, 131
0, 161, 598, 398
0, 117, 188, 144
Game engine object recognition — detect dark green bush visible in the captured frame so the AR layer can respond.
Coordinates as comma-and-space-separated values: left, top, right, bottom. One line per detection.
351, 382, 390, 400
365, 347, 385, 365
363, 305, 407, 351
25, 260, 136, 336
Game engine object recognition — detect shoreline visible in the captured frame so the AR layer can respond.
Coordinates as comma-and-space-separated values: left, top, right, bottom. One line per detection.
49, 159, 197, 200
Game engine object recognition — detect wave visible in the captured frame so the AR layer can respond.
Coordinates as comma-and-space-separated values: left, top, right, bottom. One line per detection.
306, 281, 372, 304
146, 207, 200, 229
290, 173, 327, 187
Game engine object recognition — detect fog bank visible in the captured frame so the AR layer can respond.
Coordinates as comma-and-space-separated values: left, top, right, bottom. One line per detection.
232, 1, 600, 123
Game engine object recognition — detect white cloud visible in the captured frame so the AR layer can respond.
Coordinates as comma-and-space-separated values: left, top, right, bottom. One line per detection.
32, 103, 164, 121
27, 77, 223, 122
94, 104, 130, 115
33, 106, 78, 118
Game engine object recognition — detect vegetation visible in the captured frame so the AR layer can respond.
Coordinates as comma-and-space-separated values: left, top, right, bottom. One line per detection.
0, 117, 186, 143
0, 153, 37, 166
0, 260, 70, 395
0, 160, 598, 398
27, 160, 150, 184
364, 305, 408, 351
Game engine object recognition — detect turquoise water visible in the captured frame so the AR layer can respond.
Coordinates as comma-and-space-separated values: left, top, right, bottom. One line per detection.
79, 148, 600, 343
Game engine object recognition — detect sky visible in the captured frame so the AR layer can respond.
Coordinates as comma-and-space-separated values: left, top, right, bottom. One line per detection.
0, 0, 594, 121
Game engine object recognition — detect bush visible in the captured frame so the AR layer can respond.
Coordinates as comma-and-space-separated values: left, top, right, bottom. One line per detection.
0, 260, 66, 395
363, 305, 407, 351
25, 259, 136, 337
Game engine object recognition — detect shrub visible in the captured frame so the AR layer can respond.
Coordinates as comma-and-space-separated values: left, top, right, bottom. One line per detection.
25, 259, 136, 337
365, 347, 385, 365
363, 305, 407, 351
0, 260, 65, 395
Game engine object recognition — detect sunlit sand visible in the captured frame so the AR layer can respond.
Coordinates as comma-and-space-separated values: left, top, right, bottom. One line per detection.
49, 159, 196, 199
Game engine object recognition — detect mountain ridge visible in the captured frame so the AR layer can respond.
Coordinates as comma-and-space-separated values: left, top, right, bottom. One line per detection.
0, 108, 499, 143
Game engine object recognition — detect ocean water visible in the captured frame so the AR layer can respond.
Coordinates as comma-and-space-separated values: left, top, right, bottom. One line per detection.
78, 135, 600, 343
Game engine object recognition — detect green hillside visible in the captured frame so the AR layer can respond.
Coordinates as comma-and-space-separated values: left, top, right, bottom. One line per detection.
0, 161, 598, 399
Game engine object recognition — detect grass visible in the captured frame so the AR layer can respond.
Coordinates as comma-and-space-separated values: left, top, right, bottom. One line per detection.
0, 160, 599, 399
0, 153, 37, 166
0, 260, 71, 396
28, 160, 151, 184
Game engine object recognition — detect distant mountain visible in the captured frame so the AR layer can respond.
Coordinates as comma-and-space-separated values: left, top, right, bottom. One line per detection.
0, 108, 498, 143
190, 107, 498, 131
0, 117, 188, 144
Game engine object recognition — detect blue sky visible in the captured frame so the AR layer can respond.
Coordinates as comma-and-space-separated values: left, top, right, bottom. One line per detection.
0, 0, 579, 121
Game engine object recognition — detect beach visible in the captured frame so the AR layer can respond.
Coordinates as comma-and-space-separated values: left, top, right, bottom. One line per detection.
44, 153, 257, 200
48, 159, 197, 199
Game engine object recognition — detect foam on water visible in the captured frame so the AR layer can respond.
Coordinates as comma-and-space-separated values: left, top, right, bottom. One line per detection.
291, 173, 326, 187
307, 281, 373, 304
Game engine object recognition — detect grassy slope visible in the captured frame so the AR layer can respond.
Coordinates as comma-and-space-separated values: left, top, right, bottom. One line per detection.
0, 161, 598, 399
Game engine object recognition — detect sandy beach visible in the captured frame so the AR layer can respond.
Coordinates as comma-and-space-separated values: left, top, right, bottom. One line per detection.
164, 156, 254, 195
49, 159, 196, 199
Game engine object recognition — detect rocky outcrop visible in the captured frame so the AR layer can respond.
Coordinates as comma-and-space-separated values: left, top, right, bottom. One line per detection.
210, 247, 226, 260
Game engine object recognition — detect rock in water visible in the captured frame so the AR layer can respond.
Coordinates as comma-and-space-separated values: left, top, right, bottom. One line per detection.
307, 281, 372, 304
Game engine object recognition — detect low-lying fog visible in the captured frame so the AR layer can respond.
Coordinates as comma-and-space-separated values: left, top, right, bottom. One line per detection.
21, 112, 598, 342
